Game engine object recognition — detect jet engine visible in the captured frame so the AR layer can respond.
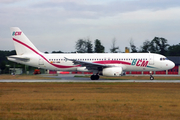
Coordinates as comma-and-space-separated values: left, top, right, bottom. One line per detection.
102, 67, 123, 76
77, 67, 89, 72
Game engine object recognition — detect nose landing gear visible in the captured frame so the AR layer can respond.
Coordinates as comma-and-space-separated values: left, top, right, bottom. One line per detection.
150, 75, 154, 80
150, 71, 154, 80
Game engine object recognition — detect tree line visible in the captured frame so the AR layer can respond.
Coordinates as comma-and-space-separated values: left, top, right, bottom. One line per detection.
130, 37, 179, 56
75, 38, 120, 53
1, 36, 180, 73
75, 37, 180, 56
0, 50, 16, 74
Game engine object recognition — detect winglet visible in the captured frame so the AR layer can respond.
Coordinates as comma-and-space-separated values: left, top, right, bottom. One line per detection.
64, 57, 68, 62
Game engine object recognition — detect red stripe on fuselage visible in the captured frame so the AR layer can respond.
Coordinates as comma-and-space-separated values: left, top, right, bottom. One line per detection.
13, 38, 131, 68
94, 60, 131, 65
13, 38, 79, 68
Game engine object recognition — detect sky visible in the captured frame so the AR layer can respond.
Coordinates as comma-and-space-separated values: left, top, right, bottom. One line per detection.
1, 0, 180, 53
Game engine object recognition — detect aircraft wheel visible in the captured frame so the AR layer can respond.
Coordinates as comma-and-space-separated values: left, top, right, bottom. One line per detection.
91, 75, 95, 80
91, 75, 99, 80
150, 76, 154, 80
95, 75, 99, 80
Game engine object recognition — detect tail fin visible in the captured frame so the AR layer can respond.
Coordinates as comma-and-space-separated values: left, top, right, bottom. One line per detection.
10, 27, 41, 55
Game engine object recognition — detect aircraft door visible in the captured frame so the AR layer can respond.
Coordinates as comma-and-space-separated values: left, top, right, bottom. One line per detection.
39, 56, 44, 65
149, 55, 154, 65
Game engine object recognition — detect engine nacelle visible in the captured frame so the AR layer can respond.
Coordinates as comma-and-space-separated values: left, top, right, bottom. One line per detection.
102, 67, 123, 76
77, 67, 89, 72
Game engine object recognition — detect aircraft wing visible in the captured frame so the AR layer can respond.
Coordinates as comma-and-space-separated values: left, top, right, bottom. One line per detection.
64, 57, 113, 70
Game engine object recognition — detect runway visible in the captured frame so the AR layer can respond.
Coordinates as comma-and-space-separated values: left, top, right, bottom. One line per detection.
1, 74, 180, 83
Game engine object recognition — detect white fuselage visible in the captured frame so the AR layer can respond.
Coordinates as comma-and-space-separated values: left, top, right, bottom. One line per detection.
8, 52, 175, 72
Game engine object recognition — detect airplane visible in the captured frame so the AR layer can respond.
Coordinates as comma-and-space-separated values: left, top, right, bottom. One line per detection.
7, 27, 175, 80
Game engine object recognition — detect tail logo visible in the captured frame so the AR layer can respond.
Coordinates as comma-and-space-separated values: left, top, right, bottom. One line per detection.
12, 31, 22, 36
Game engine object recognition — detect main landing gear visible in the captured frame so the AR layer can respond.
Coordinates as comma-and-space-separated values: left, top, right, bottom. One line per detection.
91, 74, 99, 80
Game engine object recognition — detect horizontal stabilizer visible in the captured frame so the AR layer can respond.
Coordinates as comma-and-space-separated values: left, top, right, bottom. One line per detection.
7, 55, 30, 62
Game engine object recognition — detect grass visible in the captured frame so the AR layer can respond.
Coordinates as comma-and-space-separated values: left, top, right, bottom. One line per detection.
0, 82, 180, 120
0, 74, 57, 80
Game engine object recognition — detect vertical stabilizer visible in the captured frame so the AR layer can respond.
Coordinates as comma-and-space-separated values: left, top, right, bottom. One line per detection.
10, 27, 40, 55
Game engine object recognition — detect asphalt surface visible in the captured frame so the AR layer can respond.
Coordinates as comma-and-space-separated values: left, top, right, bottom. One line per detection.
1, 74, 180, 83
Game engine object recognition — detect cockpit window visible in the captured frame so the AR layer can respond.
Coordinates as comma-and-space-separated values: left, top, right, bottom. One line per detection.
160, 58, 168, 61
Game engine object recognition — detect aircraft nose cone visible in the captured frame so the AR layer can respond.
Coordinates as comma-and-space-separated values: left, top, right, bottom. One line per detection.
169, 61, 175, 69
